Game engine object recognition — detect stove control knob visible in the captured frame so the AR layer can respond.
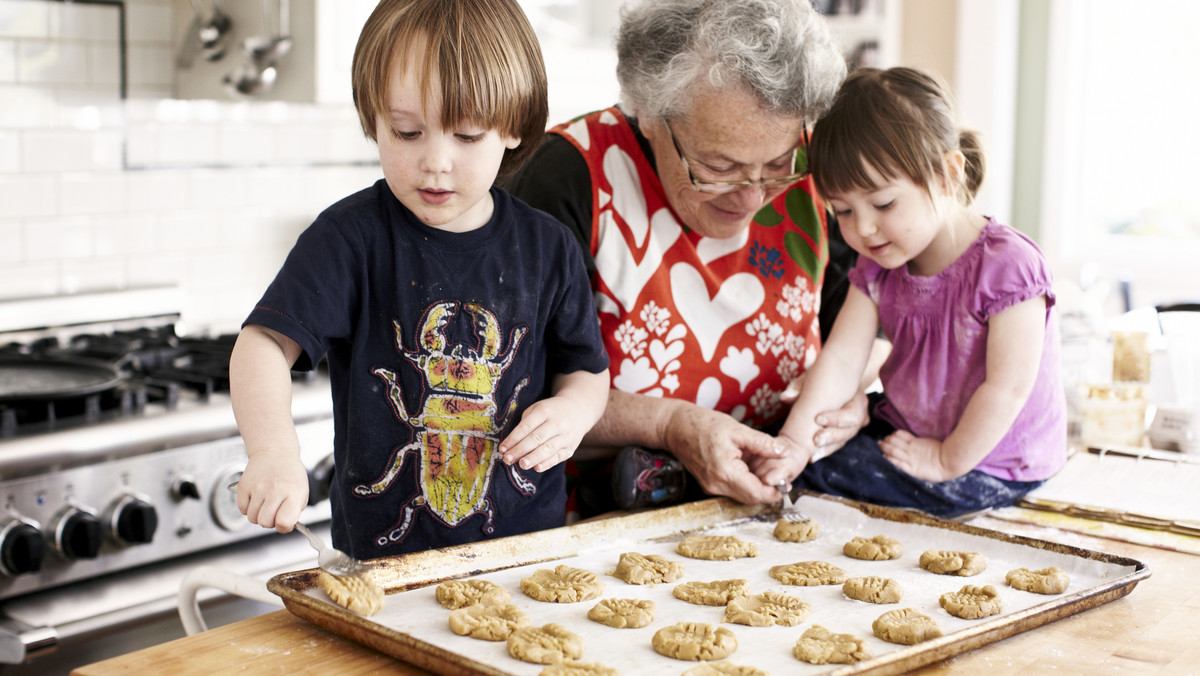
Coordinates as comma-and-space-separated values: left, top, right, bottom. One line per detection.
52, 507, 104, 560
0, 517, 45, 577
173, 475, 202, 501
109, 495, 159, 546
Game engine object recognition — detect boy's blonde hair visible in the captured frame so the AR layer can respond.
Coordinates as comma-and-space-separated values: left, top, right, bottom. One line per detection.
810, 67, 985, 205
351, 0, 548, 180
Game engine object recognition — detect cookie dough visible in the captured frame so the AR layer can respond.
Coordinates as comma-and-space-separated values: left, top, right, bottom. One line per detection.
919, 550, 987, 576
724, 591, 812, 627
507, 623, 585, 664
538, 661, 619, 676
676, 534, 758, 561
792, 625, 873, 665
939, 584, 1003, 620
447, 602, 530, 640
872, 608, 943, 645
317, 571, 384, 616
843, 535, 904, 561
769, 560, 848, 586
611, 551, 685, 585
652, 622, 738, 661
842, 576, 904, 604
1006, 566, 1070, 594
773, 517, 819, 543
587, 598, 656, 629
435, 578, 510, 610
672, 579, 750, 606
681, 662, 768, 675
520, 565, 604, 603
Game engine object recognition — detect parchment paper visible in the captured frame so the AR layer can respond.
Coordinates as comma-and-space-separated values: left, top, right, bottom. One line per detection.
303, 496, 1139, 675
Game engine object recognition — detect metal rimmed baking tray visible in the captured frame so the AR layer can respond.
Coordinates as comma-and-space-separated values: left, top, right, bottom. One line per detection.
268, 493, 1149, 675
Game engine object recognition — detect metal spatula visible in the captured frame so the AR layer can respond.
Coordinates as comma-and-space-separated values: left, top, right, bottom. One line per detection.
227, 481, 367, 577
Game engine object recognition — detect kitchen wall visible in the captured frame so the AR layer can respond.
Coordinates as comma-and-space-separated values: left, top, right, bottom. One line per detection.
0, 0, 619, 335
0, 0, 380, 335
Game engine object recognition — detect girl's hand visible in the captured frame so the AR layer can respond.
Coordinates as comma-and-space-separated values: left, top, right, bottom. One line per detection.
780, 376, 870, 453
750, 433, 813, 489
878, 430, 951, 482
500, 395, 590, 472
237, 448, 310, 533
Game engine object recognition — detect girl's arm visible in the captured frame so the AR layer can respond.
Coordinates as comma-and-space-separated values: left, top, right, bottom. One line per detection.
881, 296, 1047, 481
759, 286, 880, 487
229, 324, 310, 532
499, 368, 610, 472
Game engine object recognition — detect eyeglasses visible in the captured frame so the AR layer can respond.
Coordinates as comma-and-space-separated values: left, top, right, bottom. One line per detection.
663, 118, 810, 195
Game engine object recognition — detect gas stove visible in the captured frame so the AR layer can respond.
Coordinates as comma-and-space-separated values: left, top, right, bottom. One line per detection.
0, 288, 335, 664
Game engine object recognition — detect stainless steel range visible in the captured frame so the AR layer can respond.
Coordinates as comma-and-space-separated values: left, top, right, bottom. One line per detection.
0, 288, 335, 670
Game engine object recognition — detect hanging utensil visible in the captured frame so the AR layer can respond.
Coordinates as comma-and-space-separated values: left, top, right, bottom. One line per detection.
176, 0, 233, 68
222, 0, 292, 98
198, 0, 233, 62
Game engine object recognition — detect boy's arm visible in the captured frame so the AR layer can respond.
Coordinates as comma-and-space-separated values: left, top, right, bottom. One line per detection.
881, 296, 1047, 481
499, 368, 610, 472
760, 286, 880, 487
229, 324, 310, 532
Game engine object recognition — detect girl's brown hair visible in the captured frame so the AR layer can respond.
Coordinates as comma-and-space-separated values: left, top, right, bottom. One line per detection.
809, 67, 985, 204
351, 0, 548, 180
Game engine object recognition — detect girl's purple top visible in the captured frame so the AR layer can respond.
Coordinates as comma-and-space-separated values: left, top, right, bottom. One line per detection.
849, 218, 1067, 482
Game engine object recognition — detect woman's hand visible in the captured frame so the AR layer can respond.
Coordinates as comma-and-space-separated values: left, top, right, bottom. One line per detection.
662, 403, 785, 505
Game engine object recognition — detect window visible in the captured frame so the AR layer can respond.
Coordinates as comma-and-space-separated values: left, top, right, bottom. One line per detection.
1042, 0, 1200, 307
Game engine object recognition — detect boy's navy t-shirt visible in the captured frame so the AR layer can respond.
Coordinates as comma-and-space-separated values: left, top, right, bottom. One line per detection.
245, 180, 609, 559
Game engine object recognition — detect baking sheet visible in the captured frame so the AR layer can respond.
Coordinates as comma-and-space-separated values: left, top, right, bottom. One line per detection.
269, 494, 1148, 675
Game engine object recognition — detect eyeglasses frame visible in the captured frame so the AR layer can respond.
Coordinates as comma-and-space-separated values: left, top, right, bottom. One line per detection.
662, 117, 811, 194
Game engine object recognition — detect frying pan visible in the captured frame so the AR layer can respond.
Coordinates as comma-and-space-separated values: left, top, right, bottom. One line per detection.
0, 357, 122, 403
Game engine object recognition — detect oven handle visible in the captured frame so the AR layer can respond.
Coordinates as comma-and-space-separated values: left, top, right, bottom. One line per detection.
0, 615, 55, 664
177, 566, 284, 635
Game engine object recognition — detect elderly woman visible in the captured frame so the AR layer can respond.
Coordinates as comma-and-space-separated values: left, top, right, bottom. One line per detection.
507, 0, 874, 514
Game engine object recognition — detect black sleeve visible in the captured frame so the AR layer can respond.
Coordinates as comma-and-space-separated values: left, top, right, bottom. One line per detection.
818, 210, 858, 342
503, 134, 597, 276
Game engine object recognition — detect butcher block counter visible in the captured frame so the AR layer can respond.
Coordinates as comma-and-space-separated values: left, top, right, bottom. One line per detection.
73, 512, 1200, 675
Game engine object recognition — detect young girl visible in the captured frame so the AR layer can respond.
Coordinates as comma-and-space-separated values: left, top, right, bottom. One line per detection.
757, 67, 1066, 517
229, 0, 609, 559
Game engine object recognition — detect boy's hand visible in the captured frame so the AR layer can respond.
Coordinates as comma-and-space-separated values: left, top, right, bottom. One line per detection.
879, 430, 949, 482
499, 395, 590, 472
236, 448, 310, 533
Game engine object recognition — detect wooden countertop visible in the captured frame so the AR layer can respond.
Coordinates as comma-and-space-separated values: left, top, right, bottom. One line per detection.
73, 516, 1200, 675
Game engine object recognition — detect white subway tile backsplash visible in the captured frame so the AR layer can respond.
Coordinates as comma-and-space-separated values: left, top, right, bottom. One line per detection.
0, 262, 58, 300
60, 171, 128, 215
18, 40, 89, 85
127, 44, 175, 89
157, 122, 220, 165
1, 0, 386, 332
125, 170, 189, 212
0, 131, 18, 172
0, 223, 22, 262
94, 213, 159, 256
0, 40, 16, 83
0, 174, 57, 218
22, 129, 122, 173
24, 215, 93, 261
59, 257, 127, 294
0, 1, 50, 40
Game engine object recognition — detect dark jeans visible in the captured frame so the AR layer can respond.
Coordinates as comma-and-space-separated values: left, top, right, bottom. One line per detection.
793, 431, 1044, 518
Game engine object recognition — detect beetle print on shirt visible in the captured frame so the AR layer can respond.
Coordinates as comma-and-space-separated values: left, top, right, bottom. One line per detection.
353, 301, 533, 547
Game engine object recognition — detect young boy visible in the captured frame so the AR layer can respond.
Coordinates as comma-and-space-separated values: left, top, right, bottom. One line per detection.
229, 0, 610, 559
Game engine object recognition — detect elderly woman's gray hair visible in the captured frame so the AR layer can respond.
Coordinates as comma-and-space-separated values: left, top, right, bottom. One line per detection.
616, 0, 846, 123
